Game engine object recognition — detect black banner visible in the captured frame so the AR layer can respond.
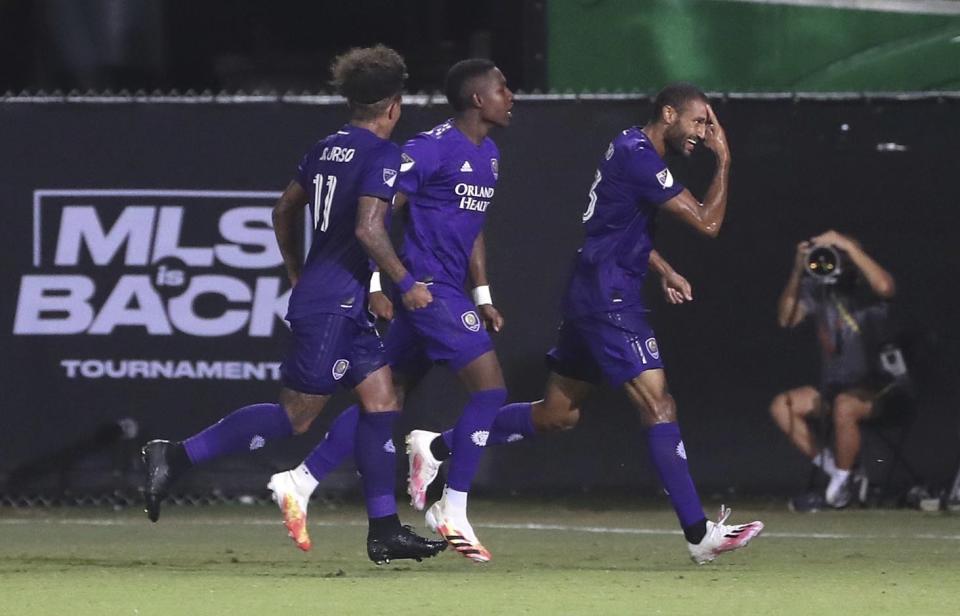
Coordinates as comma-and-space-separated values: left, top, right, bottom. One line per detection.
2, 96, 957, 494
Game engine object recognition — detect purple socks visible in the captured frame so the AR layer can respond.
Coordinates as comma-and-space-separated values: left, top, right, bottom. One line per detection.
646, 422, 707, 531
354, 410, 400, 519
440, 401, 535, 450
304, 404, 361, 480
445, 388, 507, 492
183, 403, 293, 465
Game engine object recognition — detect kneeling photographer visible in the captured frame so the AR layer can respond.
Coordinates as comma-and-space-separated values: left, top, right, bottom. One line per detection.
769, 230, 907, 510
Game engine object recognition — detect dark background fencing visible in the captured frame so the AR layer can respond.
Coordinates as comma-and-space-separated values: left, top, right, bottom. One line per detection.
2, 96, 958, 498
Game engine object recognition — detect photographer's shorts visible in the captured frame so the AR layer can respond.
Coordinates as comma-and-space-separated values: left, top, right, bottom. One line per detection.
547, 309, 664, 387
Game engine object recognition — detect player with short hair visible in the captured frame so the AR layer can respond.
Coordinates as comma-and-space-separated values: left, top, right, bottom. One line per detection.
141, 45, 445, 565
268, 58, 514, 562
406, 82, 764, 565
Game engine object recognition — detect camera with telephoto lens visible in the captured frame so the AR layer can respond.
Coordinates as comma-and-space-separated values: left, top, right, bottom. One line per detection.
804, 244, 850, 284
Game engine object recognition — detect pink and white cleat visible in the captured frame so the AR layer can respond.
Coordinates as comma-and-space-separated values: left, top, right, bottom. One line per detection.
687, 505, 764, 564
405, 430, 442, 511
267, 471, 312, 552
425, 499, 491, 563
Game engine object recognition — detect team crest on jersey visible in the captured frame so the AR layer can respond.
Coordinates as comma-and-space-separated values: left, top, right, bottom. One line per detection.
645, 337, 660, 360
383, 168, 397, 187
490, 158, 499, 179
331, 358, 350, 380
461, 310, 481, 332
656, 168, 674, 189
400, 153, 415, 172
605, 142, 614, 160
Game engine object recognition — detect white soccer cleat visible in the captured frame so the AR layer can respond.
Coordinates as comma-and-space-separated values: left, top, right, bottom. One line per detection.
687, 505, 764, 565
267, 471, 312, 552
405, 430, 443, 511
425, 500, 491, 563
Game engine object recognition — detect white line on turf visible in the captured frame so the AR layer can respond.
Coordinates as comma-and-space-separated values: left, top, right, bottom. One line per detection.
1, 517, 959, 541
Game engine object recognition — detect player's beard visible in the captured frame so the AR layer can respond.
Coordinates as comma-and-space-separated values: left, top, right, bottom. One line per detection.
666, 128, 695, 157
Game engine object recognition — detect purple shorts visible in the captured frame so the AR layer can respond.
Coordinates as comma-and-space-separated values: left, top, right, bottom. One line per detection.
281, 313, 386, 395
546, 310, 664, 387
385, 284, 494, 377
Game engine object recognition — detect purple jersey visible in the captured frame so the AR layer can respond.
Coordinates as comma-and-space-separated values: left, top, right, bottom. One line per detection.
397, 120, 500, 290
286, 124, 401, 323
562, 127, 684, 318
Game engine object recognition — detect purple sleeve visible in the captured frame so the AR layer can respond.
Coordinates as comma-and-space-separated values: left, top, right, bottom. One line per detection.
359, 143, 402, 202
397, 135, 439, 196
625, 148, 684, 205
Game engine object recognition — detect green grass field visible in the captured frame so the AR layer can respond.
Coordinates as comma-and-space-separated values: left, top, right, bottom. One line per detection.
2, 499, 959, 615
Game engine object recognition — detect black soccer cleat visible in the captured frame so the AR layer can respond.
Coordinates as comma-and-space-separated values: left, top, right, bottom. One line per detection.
367, 525, 448, 565
142, 439, 178, 523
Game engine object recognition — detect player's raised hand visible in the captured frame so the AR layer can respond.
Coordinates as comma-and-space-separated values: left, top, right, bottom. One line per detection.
703, 104, 729, 162
402, 283, 433, 311
368, 291, 394, 321
479, 304, 504, 332
660, 270, 693, 305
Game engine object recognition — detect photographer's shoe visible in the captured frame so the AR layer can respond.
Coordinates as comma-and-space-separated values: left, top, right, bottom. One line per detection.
826, 472, 853, 508
788, 492, 825, 513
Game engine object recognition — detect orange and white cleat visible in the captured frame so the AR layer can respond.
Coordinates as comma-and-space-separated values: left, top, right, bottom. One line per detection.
267, 471, 312, 552
687, 505, 764, 564
425, 500, 491, 563
405, 430, 443, 511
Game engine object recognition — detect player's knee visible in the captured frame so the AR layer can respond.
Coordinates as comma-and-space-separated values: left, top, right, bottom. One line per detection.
544, 407, 581, 432
555, 407, 581, 431
531, 398, 580, 433
639, 392, 676, 424
286, 410, 315, 435
280, 396, 323, 435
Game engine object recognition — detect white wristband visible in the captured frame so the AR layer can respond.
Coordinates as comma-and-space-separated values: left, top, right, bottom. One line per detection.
471, 285, 493, 306
369, 271, 382, 294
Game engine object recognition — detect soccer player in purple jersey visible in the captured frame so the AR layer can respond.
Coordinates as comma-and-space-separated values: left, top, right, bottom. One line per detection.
141, 45, 445, 565
267, 59, 513, 562
407, 83, 765, 565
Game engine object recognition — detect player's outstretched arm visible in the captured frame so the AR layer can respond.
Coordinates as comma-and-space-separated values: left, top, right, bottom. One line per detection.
649, 249, 693, 304
355, 195, 432, 310
661, 105, 730, 238
468, 231, 504, 332
272, 180, 309, 287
